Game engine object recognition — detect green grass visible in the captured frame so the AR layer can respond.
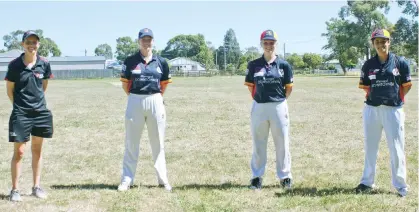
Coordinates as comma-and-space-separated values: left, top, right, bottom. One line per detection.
0, 76, 417, 211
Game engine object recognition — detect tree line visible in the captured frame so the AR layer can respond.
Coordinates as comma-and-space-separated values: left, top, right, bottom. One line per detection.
1, 1, 417, 75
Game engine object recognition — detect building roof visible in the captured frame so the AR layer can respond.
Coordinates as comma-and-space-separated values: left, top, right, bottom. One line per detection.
0, 51, 106, 63
168, 57, 205, 67
0, 49, 24, 58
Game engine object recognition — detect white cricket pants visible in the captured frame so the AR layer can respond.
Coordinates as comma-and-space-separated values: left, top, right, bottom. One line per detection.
360, 104, 407, 189
250, 100, 292, 180
121, 93, 169, 185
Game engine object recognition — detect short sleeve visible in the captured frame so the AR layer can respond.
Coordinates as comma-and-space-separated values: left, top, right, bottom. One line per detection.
160, 58, 172, 84
43, 62, 53, 79
398, 57, 412, 88
244, 62, 254, 87
359, 62, 370, 89
5, 62, 19, 82
120, 59, 131, 83
283, 62, 294, 87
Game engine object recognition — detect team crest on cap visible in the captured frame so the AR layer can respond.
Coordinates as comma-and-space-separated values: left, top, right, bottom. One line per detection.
144, 28, 149, 32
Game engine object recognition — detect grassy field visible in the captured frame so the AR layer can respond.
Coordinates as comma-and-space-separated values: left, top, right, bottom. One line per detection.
0, 76, 417, 212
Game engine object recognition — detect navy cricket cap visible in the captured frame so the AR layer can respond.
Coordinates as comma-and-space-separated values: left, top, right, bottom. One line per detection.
138, 28, 153, 39
22, 30, 40, 42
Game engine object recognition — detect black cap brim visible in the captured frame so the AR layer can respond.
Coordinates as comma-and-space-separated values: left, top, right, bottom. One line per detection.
22, 33, 40, 42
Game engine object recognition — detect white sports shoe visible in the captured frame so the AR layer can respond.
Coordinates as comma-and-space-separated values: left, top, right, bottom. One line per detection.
397, 187, 408, 197
159, 183, 172, 192
117, 181, 131, 192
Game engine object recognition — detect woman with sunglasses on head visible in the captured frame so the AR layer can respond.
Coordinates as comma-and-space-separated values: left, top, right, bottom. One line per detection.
244, 30, 294, 190
5, 31, 54, 202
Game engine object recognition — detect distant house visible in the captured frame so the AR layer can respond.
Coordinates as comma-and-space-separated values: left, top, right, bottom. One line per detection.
168, 57, 206, 73
0, 49, 106, 71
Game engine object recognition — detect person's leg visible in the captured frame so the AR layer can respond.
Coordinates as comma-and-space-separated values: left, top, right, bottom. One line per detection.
250, 101, 269, 188
9, 111, 31, 202
269, 101, 292, 184
120, 95, 145, 189
146, 94, 170, 190
358, 105, 382, 189
382, 106, 408, 196
30, 110, 53, 198
30, 136, 47, 198
11, 143, 26, 190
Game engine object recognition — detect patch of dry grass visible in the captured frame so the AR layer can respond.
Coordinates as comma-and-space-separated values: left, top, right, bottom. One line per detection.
0, 76, 417, 211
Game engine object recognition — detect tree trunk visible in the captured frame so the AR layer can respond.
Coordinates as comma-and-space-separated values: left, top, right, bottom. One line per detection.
339, 61, 347, 75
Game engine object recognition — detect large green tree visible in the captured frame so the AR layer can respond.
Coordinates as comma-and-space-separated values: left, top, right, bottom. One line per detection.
94, 43, 113, 59
161, 34, 214, 69
338, 1, 392, 59
2, 29, 61, 57
115, 37, 138, 61
302, 53, 323, 70
286, 53, 305, 69
216, 29, 242, 71
322, 18, 361, 74
391, 1, 418, 63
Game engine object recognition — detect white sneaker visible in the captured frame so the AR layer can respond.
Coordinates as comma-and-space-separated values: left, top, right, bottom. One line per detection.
159, 183, 172, 192
117, 181, 131, 192
397, 187, 408, 197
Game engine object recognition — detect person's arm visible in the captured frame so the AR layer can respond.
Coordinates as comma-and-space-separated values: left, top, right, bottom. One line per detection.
5, 62, 18, 103
244, 62, 255, 97
398, 57, 412, 95
43, 62, 53, 92
120, 61, 132, 95
284, 62, 294, 98
358, 62, 371, 96
159, 58, 172, 95
6, 81, 14, 103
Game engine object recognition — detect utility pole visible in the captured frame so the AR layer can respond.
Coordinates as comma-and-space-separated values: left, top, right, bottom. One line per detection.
85, 49, 87, 56
224, 46, 226, 72
215, 50, 218, 69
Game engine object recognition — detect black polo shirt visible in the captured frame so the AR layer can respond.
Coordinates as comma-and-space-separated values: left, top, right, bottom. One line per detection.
359, 53, 412, 107
120, 52, 172, 95
244, 55, 294, 103
5, 53, 53, 113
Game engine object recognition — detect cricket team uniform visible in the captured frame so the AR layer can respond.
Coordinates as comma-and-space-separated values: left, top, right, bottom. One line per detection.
244, 55, 294, 181
5, 53, 54, 142
119, 51, 172, 186
358, 52, 412, 191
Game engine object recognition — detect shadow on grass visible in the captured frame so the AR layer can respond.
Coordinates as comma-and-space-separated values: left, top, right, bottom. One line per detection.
169, 182, 278, 190
50, 184, 138, 190
275, 187, 391, 197
0, 194, 9, 200
324, 76, 360, 78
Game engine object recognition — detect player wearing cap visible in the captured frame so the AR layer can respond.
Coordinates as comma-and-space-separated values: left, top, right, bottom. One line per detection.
5, 31, 53, 201
244, 30, 294, 190
118, 28, 172, 192
356, 29, 412, 197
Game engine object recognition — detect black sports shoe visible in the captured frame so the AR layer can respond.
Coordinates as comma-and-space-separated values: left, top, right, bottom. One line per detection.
281, 178, 292, 190
249, 177, 262, 190
355, 183, 373, 194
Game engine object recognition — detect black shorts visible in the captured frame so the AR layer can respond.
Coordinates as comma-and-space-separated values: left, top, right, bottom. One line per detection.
9, 110, 54, 142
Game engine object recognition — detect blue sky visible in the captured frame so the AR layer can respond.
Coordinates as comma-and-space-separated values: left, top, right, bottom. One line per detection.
0, 1, 407, 58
